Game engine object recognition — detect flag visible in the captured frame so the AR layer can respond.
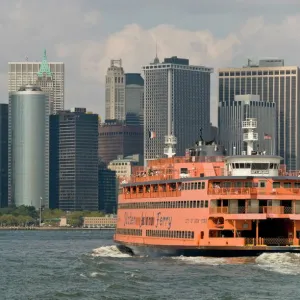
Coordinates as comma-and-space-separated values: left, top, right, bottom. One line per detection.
264, 133, 272, 140
149, 131, 156, 139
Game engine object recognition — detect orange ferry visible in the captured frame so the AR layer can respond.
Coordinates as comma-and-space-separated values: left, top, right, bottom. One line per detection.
114, 118, 300, 256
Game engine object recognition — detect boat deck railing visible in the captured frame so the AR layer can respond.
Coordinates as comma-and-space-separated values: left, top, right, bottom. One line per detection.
208, 187, 300, 196
124, 190, 181, 199
245, 237, 294, 246
209, 206, 294, 215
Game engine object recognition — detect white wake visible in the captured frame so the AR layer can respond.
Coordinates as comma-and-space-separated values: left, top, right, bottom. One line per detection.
172, 255, 226, 266
91, 245, 131, 258
256, 252, 300, 275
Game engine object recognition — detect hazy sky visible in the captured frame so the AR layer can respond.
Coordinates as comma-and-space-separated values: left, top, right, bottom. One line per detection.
1, 0, 300, 124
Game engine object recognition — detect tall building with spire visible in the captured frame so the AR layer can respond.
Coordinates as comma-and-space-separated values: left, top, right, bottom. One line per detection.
8, 49, 64, 114
105, 59, 125, 120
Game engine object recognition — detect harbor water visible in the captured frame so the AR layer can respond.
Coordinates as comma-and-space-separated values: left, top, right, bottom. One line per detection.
0, 230, 299, 300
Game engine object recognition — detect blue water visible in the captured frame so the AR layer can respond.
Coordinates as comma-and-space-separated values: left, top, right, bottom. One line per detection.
0, 230, 299, 300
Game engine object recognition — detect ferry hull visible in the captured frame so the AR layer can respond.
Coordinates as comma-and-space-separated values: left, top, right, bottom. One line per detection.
116, 242, 300, 257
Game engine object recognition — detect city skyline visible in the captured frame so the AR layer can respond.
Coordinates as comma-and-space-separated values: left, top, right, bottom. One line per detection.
0, 0, 300, 125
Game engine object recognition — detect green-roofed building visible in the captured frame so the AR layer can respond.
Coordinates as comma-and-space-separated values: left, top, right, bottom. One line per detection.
8, 49, 64, 115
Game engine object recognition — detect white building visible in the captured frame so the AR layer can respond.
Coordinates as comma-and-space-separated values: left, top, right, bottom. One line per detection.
8, 49, 64, 114
108, 154, 142, 178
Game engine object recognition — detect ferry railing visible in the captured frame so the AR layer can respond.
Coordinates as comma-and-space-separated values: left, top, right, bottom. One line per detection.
209, 207, 228, 214
124, 190, 181, 199
209, 206, 294, 215
208, 187, 300, 196
262, 238, 293, 246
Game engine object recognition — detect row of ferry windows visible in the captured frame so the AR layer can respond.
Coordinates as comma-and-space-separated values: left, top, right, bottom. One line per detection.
212, 181, 300, 188
230, 163, 279, 169
116, 228, 142, 236
182, 182, 205, 190
118, 200, 209, 210
146, 230, 195, 239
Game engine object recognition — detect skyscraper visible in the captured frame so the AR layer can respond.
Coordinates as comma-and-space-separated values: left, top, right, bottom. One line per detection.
98, 120, 143, 165
50, 108, 99, 211
8, 85, 49, 208
98, 167, 117, 214
218, 59, 300, 170
143, 56, 213, 161
0, 104, 8, 208
218, 95, 276, 155
125, 73, 144, 125
8, 49, 64, 114
105, 59, 125, 121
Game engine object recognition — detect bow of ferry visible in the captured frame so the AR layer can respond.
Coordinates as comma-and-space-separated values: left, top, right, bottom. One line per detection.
114, 119, 300, 257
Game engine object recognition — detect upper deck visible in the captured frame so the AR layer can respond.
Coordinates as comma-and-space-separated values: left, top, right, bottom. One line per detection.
119, 155, 299, 186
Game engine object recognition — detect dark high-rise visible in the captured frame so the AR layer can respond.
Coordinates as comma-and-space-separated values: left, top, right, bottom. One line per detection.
125, 73, 144, 125
98, 166, 117, 213
98, 120, 143, 165
0, 104, 8, 208
50, 108, 99, 211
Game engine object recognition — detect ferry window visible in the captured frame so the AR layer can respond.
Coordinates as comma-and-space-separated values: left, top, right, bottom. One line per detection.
201, 201, 204, 208
240, 163, 245, 168
252, 163, 268, 170
235, 164, 240, 169
284, 182, 292, 188
200, 173, 204, 177
273, 182, 280, 188
188, 183, 191, 190
197, 182, 201, 189
270, 163, 274, 169
223, 200, 228, 206
191, 182, 195, 189
234, 182, 242, 187
205, 200, 208, 208
259, 181, 266, 188
201, 231, 204, 239
213, 182, 221, 188
180, 168, 188, 174
245, 163, 251, 168
295, 183, 300, 188
223, 182, 231, 188
201, 182, 205, 189
183, 183, 187, 190
192, 201, 196, 208
196, 201, 200, 208
245, 182, 252, 188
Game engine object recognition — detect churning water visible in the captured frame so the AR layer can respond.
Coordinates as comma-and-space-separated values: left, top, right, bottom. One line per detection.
0, 230, 299, 300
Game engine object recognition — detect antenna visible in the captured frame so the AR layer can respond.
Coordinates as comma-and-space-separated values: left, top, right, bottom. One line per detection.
25, 56, 28, 62
153, 40, 160, 64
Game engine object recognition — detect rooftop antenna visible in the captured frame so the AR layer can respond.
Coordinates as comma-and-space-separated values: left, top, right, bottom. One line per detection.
153, 40, 159, 64
25, 56, 28, 62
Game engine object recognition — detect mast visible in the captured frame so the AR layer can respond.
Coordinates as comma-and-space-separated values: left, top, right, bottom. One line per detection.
242, 118, 258, 155
164, 135, 177, 158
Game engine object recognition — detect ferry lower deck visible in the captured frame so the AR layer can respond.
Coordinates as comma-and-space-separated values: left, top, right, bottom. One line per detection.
116, 242, 300, 257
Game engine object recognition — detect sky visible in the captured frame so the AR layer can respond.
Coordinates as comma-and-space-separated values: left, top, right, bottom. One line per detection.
1, 0, 300, 125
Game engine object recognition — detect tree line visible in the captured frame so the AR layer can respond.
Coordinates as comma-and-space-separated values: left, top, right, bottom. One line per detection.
0, 206, 105, 227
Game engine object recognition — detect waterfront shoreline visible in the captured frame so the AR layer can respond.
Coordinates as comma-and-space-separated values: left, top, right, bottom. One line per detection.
0, 227, 115, 231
